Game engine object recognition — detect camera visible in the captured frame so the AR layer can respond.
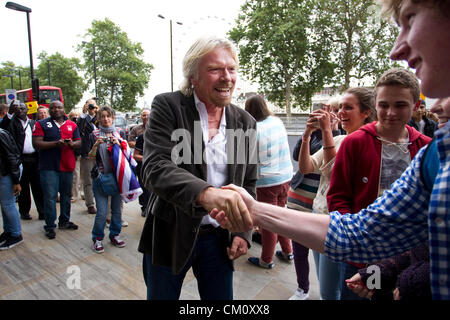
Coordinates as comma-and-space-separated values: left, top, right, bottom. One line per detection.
102, 137, 111, 143
88, 104, 96, 110
64, 139, 71, 143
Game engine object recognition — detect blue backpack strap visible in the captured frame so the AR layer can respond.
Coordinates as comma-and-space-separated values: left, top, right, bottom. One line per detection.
420, 138, 439, 192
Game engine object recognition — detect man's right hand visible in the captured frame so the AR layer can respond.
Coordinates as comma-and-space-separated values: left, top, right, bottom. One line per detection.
197, 187, 253, 233
208, 184, 256, 232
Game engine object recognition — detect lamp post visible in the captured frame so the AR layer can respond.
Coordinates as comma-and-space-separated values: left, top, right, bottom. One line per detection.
5, 2, 34, 87
47, 60, 51, 86
93, 43, 98, 99
158, 14, 183, 92
81, 41, 99, 100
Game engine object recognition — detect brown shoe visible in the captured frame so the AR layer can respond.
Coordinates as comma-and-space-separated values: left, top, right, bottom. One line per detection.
87, 206, 97, 214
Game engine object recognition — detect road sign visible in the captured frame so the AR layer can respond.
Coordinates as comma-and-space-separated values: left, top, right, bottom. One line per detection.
26, 101, 38, 114
5, 89, 17, 104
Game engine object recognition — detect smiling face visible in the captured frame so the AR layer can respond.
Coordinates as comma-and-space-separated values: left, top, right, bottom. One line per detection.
430, 97, 450, 128
338, 93, 370, 134
99, 110, 114, 128
375, 85, 416, 131
191, 47, 237, 108
389, 0, 450, 98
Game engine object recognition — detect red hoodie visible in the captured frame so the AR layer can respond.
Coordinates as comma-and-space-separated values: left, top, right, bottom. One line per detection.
327, 122, 431, 267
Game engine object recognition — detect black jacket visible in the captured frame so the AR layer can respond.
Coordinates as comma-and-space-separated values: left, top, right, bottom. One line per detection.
77, 115, 97, 157
0, 114, 36, 158
0, 128, 22, 184
138, 91, 257, 274
408, 117, 437, 138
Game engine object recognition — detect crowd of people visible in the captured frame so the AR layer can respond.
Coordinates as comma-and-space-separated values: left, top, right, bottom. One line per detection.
0, 0, 449, 302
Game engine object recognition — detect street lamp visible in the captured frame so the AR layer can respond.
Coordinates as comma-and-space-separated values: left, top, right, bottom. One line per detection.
5, 2, 34, 88
158, 14, 183, 92
81, 41, 99, 100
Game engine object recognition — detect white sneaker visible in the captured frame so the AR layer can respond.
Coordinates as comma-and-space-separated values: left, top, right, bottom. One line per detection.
92, 239, 104, 254
121, 220, 128, 227
289, 288, 309, 300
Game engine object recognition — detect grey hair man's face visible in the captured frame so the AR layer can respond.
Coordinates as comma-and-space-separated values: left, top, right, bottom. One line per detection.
190, 47, 237, 108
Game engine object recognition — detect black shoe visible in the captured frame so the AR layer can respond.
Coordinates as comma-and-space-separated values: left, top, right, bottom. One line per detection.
20, 214, 32, 220
45, 229, 56, 239
0, 232, 11, 245
58, 222, 78, 230
141, 208, 147, 217
0, 234, 23, 250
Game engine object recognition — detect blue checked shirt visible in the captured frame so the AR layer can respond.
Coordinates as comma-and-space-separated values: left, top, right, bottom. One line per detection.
325, 122, 450, 300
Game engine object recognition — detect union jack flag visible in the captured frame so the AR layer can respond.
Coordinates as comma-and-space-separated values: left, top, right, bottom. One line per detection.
109, 141, 142, 203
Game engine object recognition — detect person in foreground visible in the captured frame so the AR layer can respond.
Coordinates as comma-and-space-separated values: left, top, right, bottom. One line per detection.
210, 0, 450, 299
138, 36, 256, 300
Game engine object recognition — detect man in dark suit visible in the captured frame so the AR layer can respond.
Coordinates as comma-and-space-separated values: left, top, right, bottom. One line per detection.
1, 101, 44, 220
138, 36, 256, 300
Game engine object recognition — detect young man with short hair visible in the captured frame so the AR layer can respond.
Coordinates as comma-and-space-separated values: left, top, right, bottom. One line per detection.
327, 67, 432, 299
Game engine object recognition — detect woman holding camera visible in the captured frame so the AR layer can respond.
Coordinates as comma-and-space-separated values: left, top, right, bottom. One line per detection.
298, 87, 375, 299
88, 106, 128, 253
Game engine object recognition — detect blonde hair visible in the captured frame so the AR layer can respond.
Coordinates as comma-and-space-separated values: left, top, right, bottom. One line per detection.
68, 110, 81, 119
180, 36, 238, 96
376, 0, 449, 21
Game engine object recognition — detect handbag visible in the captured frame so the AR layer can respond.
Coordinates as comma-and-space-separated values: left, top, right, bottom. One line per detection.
97, 172, 119, 196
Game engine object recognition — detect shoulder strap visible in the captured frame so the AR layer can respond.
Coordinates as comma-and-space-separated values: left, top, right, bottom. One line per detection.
420, 138, 439, 192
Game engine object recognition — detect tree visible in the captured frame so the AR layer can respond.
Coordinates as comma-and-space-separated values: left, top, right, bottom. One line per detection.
229, 0, 334, 116
0, 61, 30, 94
317, 0, 399, 89
77, 18, 153, 112
36, 52, 87, 113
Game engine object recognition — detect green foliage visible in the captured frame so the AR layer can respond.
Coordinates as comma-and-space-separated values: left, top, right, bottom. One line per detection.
229, 0, 334, 114
36, 52, 87, 113
229, 0, 400, 113
77, 18, 153, 113
0, 61, 31, 94
316, 0, 399, 89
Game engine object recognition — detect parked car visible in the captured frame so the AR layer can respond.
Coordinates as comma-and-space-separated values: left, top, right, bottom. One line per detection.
114, 115, 128, 139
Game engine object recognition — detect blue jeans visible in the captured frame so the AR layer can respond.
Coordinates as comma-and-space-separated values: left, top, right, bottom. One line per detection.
313, 251, 341, 300
91, 177, 122, 240
142, 232, 233, 300
339, 262, 367, 300
0, 175, 22, 237
40, 170, 73, 231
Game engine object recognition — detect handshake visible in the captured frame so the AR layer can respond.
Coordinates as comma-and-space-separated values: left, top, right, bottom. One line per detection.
198, 185, 256, 233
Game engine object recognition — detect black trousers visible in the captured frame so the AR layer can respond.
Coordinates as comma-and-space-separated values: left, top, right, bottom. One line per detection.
19, 154, 44, 218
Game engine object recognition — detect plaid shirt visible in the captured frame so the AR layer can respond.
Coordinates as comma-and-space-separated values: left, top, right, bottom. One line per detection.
325, 122, 450, 300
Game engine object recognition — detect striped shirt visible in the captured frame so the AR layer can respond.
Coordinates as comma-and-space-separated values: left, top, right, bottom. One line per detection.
256, 116, 293, 187
324, 122, 450, 299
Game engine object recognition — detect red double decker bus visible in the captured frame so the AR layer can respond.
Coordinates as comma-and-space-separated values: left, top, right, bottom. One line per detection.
0, 86, 64, 110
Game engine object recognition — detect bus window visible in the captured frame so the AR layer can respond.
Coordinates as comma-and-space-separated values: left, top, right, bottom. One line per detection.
39, 89, 61, 104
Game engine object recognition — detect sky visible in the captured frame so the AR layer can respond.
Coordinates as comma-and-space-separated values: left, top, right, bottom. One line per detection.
0, 0, 253, 110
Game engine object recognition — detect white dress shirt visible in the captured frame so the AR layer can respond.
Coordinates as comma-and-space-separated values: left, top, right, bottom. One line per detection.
194, 93, 228, 227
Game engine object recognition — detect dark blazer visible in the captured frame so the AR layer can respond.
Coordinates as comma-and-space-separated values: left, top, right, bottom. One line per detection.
0, 114, 36, 158
138, 91, 257, 275
408, 117, 437, 139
